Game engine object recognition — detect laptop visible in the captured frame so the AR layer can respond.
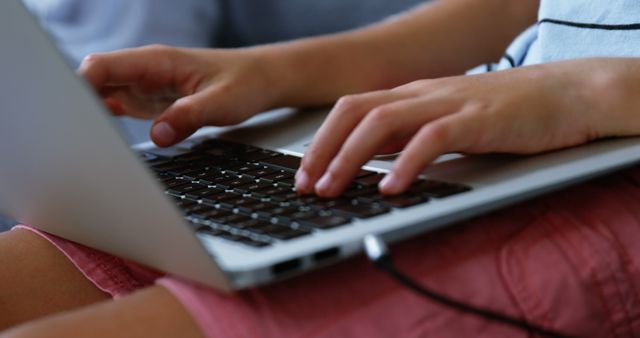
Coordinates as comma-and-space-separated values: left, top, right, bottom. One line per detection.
2, 0, 640, 292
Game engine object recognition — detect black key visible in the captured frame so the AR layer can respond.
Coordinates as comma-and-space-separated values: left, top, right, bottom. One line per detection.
234, 218, 272, 230
300, 215, 351, 229
311, 198, 352, 209
261, 171, 294, 183
408, 180, 471, 198
219, 213, 253, 226
354, 174, 386, 187
275, 177, 295, 187
333, 203, 390, 219
356, 192, 385, 204
199, 173, 236, 186
199, 208, 234, 222
225, 163, 259, 175
343, 186, 380, 199
249, 223, 284, 235
167, 183, 206, 197
216, 176, 256, 190
185, 187, 225, 201
292, 195, 322, 206
256, 205, 299, 220
184, 203, 217, 216
195, 156, 233, 169
287, 210, 321, 221
269, 190, 300, 202
203, 192, 244, 207
243, 167, 277, 178
174, 198, 198, 210
177, 168, 203, 181
379, 195, 427, 208
260, 155, 301, 172
255, 186, 293, 198
240, 201, 277, 215
222, 196, 259, 210
162, 177, 191, 189
236, 179, 274, 192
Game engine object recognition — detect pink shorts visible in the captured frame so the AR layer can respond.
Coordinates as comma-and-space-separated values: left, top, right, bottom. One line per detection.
15, 166, 640, 338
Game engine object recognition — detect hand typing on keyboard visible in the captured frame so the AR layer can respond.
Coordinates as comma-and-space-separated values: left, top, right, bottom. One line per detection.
79, 45, 283, 148
143, 139, 469, 248
80, 39, 620, 199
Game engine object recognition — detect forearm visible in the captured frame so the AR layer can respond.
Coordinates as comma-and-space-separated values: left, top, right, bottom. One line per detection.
255, 0, 539, 107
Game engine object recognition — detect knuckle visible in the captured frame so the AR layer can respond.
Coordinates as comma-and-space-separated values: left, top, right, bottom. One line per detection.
464, 99, 490, 114
333, 95, 365, 114
422, 122, 450, 144
366, 105, 397, 126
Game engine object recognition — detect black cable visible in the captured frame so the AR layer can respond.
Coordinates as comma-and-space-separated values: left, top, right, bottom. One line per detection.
363, 235, 577, 338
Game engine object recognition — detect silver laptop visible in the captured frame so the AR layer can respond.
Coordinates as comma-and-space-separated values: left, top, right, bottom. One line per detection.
2, 0, 640, 292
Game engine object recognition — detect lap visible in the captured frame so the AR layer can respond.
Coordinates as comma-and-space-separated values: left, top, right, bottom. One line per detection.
1, 286, 203, 338
166, 167, 640, 338
2, 168, 640, 338
0, 229, 109, 331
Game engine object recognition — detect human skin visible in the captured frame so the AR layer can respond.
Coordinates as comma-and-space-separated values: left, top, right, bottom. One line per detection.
12, 0, 640, 336
0, 229, 204, 338
302, 57, 640, 196
79, 0, 539, 195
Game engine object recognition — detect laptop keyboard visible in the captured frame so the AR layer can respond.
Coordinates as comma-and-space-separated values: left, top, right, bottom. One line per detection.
142, 139, 471, 249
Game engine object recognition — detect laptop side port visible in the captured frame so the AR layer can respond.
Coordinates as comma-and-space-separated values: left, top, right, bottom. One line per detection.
312, 247, 340, 263
271, 258, 302, 276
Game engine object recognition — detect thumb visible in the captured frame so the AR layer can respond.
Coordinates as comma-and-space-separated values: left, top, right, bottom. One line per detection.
150, 90, 221, 147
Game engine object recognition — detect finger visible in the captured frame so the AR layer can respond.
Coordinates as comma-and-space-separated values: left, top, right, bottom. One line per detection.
296, 90, 415, 194
109, 89, 175, 119
150, 85, 239, 147
314, 96, 458, 197
103, 97, 126, 116
380, 112, 472, 195
79, 45, 176, 90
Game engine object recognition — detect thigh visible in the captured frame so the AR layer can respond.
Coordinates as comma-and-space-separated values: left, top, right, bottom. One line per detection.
1, 286, 204, 338
0, 229, 109, 331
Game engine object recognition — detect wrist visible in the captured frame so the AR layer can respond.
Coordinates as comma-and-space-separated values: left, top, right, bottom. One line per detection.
250, 33, 386, 109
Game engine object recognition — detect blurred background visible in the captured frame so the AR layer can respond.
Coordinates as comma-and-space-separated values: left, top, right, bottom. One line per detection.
1, 0, 427, 231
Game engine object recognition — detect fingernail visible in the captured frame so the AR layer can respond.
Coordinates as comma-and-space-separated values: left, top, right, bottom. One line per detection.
295, 170, 311, 193
380, 173, 400, 194
152, 122, 176, 146
315, 173, 334, 195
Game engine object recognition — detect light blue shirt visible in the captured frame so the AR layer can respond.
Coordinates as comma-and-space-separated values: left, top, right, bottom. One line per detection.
475, 0, 640, 73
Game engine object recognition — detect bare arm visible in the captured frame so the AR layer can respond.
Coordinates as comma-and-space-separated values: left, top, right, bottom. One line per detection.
80, 0, 538, 146
260, 0, 540, 107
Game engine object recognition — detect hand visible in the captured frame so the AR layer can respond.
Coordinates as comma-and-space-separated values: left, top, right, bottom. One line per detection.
79, 45, 281, 147
296, 58, 638, 197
